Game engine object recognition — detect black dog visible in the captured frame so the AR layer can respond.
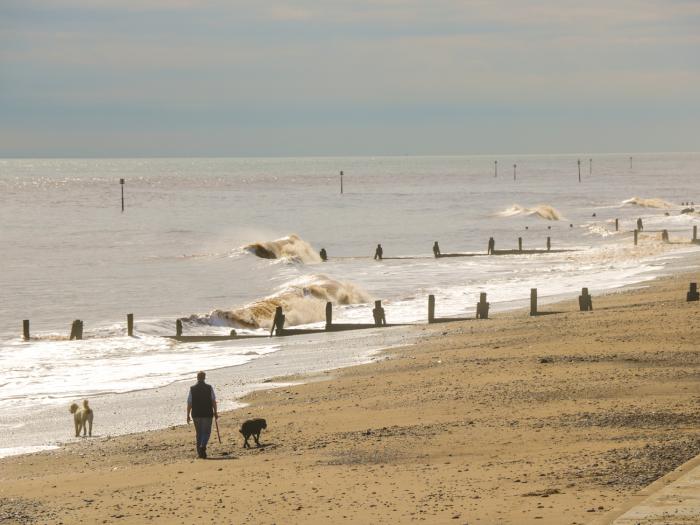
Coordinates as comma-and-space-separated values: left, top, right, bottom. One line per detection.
240, 418, 267, 448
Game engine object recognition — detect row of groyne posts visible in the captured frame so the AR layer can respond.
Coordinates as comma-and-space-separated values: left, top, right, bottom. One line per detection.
626, 221, 697, 246
18, 222, 700, 342
20, 282, 700, 342
356, 223, 699, 262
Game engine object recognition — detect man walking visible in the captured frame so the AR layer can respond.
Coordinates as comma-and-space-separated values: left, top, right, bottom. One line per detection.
186, 371, 218, 459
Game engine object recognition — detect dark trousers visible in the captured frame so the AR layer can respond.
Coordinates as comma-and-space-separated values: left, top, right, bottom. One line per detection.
193, 417, 213, 449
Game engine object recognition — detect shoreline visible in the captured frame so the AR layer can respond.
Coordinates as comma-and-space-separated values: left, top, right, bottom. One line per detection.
0, 241, 692, 460
0, 258, 699, 523
1, 244, 697, 459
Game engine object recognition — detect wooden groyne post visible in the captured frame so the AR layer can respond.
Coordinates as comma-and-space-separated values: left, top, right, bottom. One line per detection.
340, 170, 343, 194
127, 313, 134, 336
325, 302, 332, 329
372, 300, 386, 326
688, 283, 699, 302
615, 218, 619, 232
579, 288, 593, 311
693, 225, 697, 242
271, 306, 286, 336
634, 229, 638, 246
546, 237, 551, 252
662, 229, 669, 243
513, 163, 517, 181
476, 293, 489, 319
518, 237, 523, 252
120, 178, 125, 212
494, 160, 497, 177
69, 320, 83, 340
577, 159, 581, 183
176, 319, 183, 337
530, 288, 537, 316
23, 320, 30, 341
428, 295, 435, 323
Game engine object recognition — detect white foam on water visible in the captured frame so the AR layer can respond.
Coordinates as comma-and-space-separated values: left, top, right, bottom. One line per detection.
0, 334, 280, 413
622, 196, 675, 209
497, 204, 563, 220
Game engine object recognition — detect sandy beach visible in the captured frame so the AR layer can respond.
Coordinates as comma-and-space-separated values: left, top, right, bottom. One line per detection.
1, 269, 700, 525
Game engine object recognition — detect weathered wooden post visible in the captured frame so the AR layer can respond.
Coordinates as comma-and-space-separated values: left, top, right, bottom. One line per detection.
428, 295, 435, 323
629, 156, 633, 169
577, 159, 581, 183
340, 171, 343, 194
693, 225, 697, 242
579, 288, 593, 311
476, 293, 489, 319
615, 218, 619, 232
518, 237, 523, 252
22, 320, 30, 341
176, 319, 183, 337
325, 302, 332, 329
271, 306, 285, 336
687, 283, 699, 302
661, 229, 669, 243
634, 229, 638, 246
120, 178, 125, 212
589, 158, 592, 175
494, 160, 497, 178
530, 288, 537, 316
513, 163, 517, 181
127, 313, 134, 336
372, 300, 386, 326
546, 237, 551, 251
70, 320, 83, 340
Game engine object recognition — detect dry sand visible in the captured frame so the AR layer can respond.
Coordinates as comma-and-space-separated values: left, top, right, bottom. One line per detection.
1, 272, 700, 524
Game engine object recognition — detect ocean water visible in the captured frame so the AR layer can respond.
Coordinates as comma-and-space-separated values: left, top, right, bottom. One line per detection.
1, 154, 699, 453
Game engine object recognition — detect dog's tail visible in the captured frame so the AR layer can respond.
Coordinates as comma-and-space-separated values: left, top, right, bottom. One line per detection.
69, 403, 79, 413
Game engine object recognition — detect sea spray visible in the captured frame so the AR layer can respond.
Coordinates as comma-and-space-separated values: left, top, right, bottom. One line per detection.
200, 275, 371, 329
243, 234, 321, 263
622, 197, 674, 209
497, 204, 563, 221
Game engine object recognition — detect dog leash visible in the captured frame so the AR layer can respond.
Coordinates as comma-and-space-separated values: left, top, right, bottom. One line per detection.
214, 416, 222, 444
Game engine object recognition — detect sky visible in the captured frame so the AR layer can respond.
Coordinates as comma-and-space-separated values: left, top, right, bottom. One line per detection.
1, 0, 699, 157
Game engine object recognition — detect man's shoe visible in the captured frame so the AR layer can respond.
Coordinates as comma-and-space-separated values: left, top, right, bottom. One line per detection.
201, 446, 207, 459
196, 446, 204, 458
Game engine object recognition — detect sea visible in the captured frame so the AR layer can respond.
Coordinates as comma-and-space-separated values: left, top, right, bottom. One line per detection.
1, 153, 699, 456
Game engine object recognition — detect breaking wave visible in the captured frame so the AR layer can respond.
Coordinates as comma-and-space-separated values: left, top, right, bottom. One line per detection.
497, 204, 563, 221
194, 275, 371, 329
243, 234, 321, 263
622, 197, 673, 209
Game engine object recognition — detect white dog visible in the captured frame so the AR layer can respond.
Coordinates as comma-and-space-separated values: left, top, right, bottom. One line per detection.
69, 400, 94, 437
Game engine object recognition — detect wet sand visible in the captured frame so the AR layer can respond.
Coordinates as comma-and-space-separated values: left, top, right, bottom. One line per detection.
1, 270, 700, 524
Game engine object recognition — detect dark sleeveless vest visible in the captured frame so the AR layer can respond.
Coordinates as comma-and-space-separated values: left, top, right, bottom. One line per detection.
190, 382, 214, 418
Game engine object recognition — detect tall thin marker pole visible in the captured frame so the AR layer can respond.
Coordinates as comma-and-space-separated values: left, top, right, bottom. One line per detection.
578, 159, 581, 183
589, 158, 592, 176
494, 160, 497, 178
340, 170, 343, 194
513, 163, 517, 181
629, 156, 633, 169
120, 178, 125, 212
